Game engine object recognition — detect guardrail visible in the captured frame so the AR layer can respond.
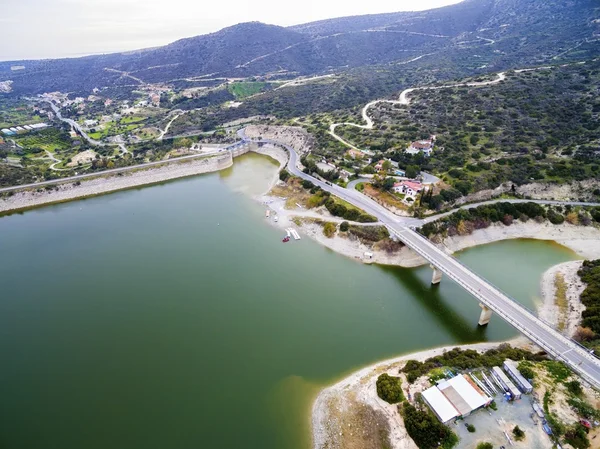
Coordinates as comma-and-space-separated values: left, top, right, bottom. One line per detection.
389, 226, 600, 389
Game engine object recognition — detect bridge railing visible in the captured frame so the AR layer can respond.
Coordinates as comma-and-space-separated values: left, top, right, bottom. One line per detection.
393, 227, 600, 384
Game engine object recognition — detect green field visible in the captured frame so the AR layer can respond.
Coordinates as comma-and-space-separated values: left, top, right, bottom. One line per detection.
228, 82, 268, 99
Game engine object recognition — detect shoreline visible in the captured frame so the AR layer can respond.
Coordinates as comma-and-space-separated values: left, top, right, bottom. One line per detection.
263, 206, 600, 267
0, 152, 234, 214
312, 338, 531, 449
538, 260, 587, 337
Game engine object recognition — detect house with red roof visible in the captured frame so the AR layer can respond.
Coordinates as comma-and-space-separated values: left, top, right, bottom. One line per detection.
406, 136, 436, 156
393, 180, 423, 197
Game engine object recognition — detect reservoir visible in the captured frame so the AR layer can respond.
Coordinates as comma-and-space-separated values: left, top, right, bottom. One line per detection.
0, 154, 578, 449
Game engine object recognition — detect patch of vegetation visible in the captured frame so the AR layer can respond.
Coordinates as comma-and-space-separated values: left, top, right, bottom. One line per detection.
476, 443, 493, 449
517, 360, 535, 380
543, 390, 565, 437
402, 345, 545, 383
323, 222, 337, 238
419, 202, 599, 239
566, 380, 583, 397
542, 360, 572, 382
401, 402, 458, 449
279, 169, 290, 181
564, 424, 590, 449
567, 398, 600, 420
555, 273, 568, 331
512, 425, 525, 441
348, 225, 389, 242
576, 260, 600, 353
228, 81, 269, 99
376, 373, 404, 404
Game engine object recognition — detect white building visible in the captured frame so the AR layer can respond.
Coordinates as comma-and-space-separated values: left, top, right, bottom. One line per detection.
503, 360, 533, 394
406, 137, 435, 156
491, 366, 521, 400
422, 374, 491, 423
392, 180, 423, 197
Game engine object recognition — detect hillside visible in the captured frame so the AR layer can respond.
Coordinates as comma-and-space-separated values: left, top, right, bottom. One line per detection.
0, 0, 598, 95
308, 59, 600, 198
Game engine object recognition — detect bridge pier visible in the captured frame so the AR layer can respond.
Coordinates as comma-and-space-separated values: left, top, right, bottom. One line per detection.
431, 265, 443, 285
478, 304, 493, 326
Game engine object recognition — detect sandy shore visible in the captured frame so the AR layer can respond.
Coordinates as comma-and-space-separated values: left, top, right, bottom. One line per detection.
312, 339, 530, 449
539, 261, 587, 337
0, 152, 233, 214
440, 221, 600, 261
262, 207, 600, 268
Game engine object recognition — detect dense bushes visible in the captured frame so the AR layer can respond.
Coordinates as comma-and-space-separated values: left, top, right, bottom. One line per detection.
324, 197, 377, 222
402, 345, 545, 383
323, 222, 336, 238
348, 225, 389, 242
376, 374, 404, 404
577, 260, 600, 352
400, 402, 458, 449
419, 203, 600, 238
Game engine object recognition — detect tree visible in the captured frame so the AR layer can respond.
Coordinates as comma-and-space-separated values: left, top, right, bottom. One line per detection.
376, 374, 404, 404
382, 160, 393, 172
340, 221, 349, 232
279, 170, 290, 182
323, 222, 337, 238
405, 165, 420, 179
512, 426, 525, 441
383, 177, 396, 192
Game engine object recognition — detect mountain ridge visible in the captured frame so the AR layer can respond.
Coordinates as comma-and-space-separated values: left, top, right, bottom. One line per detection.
0, 0, 598, 95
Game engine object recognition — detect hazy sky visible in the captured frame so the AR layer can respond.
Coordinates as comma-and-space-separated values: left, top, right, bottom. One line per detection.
0, 0, 462, 61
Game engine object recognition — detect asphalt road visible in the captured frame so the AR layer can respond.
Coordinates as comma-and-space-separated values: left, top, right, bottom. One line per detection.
0, 149, 227, 194
241, 131, 600, 389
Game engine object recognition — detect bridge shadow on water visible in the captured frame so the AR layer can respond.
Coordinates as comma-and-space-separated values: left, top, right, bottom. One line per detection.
379, 264, 489, 344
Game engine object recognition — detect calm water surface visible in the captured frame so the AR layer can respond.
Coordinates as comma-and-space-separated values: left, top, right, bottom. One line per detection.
0, 154, 578, 449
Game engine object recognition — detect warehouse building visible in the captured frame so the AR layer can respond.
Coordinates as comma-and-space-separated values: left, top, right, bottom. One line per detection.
491, 366, 521, 400
422, 374, 491, 423
503, 359, 533, 394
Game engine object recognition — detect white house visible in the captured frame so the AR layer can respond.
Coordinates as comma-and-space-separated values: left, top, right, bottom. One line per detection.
393, 180, 423, 197
406, 136, 436, 156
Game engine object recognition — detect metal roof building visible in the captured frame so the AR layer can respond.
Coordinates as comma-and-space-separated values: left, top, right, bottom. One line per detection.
503, 359, 533, 394
422, 374, 491, 423
422, 386, 459, 423
491, 366, 521, 400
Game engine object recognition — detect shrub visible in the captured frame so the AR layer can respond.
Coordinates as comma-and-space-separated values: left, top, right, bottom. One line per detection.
512, 425, 525, 441
476, 443, 493, 449
279, 170, 290, 181
466, 423, 476, 433
323, 222, 336, 238
518, 361, 535, 380
566, 380, 583, 396
376, 374, 404, 404
339, 221, 349, 232
400, 402, 458, 449
564, 424, 590, 449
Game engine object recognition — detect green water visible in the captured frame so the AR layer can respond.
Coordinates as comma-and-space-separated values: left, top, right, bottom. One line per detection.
0, 154, 578, 449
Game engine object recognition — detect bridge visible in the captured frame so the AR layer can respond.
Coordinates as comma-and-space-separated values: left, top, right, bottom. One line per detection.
236, 131, 600, 390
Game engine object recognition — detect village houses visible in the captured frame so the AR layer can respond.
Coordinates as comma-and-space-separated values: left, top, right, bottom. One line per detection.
405, 135, 436, 156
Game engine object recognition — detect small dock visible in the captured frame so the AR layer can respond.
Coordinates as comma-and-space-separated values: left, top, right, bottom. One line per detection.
287, 228, 301, 240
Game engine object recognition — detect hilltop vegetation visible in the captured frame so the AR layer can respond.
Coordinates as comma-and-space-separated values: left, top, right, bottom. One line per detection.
310, 60, 600, 196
